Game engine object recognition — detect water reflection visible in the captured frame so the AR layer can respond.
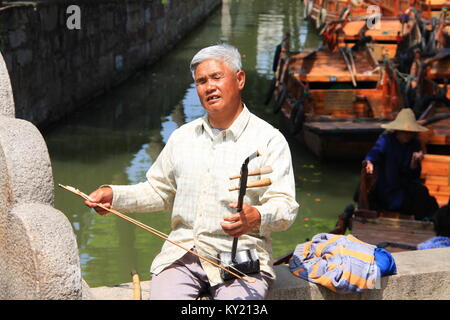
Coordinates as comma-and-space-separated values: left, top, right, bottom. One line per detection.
221, 0, 232, 41
180, 84, 205, 124
256, 14, 285, 77
126, 144, 153, 184
43, 0, 360, 287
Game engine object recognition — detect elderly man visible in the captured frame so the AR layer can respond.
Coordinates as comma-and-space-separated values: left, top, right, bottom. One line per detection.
85, 44, 299, 300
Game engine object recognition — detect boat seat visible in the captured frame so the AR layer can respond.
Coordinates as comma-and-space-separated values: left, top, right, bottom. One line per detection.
421, 154, 450, 207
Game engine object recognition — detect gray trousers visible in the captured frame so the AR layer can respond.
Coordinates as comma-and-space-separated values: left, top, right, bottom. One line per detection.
149, 250, 274, 300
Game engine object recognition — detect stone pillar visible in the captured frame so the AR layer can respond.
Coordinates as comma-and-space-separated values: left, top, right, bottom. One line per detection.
0, 51, 83, 299
0, 48, 14, 118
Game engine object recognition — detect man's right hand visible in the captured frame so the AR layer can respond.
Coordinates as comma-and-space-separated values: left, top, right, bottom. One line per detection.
84, 186, 113, 215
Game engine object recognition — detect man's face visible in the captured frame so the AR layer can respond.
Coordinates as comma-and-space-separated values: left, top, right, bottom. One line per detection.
194, 59, 245, 116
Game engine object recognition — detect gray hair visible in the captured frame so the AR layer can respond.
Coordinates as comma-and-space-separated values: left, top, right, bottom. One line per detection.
190, 43, 242, 79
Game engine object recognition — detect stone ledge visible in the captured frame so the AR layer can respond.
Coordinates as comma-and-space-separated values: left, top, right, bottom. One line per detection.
88, 247, 450, 300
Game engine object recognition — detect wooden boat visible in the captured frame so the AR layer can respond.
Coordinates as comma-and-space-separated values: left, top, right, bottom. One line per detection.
366, 0, 447, 19
304, 0, 425, 31
272, 37, 401, 160
304, 0, 371, 30
416, 0, 449, 19
419, 111, 450, 155
348, 151, 449, 252
421, 153, 450, 206
330, 16, 422, 60
412, 48, 450, 154
427, 0, 450, 18
436, 16, 450, 49
349, 210, 436, 252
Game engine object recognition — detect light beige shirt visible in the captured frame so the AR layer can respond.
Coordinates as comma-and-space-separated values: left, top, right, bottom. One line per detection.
109, 105, 299, 286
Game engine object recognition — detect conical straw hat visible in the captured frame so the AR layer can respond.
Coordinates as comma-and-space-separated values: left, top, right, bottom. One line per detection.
381, 108, 428, 132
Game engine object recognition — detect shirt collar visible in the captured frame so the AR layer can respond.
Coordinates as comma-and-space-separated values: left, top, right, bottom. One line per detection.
199, 104, 251, 142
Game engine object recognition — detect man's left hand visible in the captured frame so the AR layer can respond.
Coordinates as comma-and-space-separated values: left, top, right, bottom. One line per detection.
220, 202, 261, 237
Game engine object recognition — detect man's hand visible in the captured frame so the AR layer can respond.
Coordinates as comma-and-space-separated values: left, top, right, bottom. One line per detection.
220, 202, 261, 237
84, 186, 113, 216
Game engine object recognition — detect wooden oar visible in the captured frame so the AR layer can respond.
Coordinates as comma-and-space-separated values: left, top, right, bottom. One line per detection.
340, 47, 357, 87
346, 47, 357, 77
59, 184, 255, 283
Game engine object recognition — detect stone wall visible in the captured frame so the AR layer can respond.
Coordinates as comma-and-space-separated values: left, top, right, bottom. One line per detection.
0, 50, 82, 299
0, 0, 221, 128
89, 247, 450, 300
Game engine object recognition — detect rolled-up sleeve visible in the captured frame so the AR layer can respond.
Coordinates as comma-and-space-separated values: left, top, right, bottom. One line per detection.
254, 131, 299, 236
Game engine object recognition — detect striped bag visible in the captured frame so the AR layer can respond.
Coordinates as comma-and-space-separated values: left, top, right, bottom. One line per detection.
289, 233, 381, 293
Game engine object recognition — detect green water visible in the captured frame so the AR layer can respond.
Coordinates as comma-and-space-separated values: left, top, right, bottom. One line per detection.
43, 0, 361, 288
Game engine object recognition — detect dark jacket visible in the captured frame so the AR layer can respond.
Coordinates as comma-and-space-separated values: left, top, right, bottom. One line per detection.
364, 132, 421, 211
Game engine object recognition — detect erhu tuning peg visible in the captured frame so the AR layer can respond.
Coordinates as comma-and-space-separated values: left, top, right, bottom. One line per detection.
228, 178, 272, 192
229, 165, 273, 180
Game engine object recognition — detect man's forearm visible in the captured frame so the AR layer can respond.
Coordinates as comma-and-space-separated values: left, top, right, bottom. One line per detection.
255, 197, 299, 236
109, 181, 168, 213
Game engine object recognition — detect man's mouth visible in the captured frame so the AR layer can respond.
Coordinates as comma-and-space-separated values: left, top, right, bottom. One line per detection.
207, 95, 221, 103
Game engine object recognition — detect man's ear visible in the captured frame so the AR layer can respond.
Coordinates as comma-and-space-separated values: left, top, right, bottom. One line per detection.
236, 70, 246, 90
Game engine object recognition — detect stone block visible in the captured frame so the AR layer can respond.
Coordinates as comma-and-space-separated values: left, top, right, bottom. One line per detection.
0, 145, 11, 215
144, 8, 152, 24
0, 203, 82, 299
98, 53, 113, 78
0, 116, 54, 206
100, 10, 115, 32
41, 5, 59, 32
89, 248, 450, 300
0, 51, 15, 118
16, 49, 33, 66
8, 28, 27, 49
126, 8, 143, 34
82, 278, 95, 300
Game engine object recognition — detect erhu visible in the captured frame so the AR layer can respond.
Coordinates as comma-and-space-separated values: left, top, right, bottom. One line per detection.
220, 150, 272, 281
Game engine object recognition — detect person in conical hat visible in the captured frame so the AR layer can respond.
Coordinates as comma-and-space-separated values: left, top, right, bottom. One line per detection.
361, 108, 438, 220
380, 108, 428, 133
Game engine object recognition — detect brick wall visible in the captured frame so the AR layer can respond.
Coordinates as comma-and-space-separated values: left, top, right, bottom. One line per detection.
0, 0, 221, 128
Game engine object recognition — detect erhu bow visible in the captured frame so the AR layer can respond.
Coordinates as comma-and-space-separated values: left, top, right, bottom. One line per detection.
59, 153, 272, 283
58, 151, 272, 283
58, 184, 250, 282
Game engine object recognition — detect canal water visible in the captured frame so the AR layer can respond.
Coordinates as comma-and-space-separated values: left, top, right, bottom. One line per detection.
43, 0, 361, 288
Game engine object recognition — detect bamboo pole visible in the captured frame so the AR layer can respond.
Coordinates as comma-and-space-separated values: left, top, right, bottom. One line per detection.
131, 270, 142, 300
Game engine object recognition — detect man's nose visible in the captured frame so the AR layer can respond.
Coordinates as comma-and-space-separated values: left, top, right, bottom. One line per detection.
205, 79, 217, 92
